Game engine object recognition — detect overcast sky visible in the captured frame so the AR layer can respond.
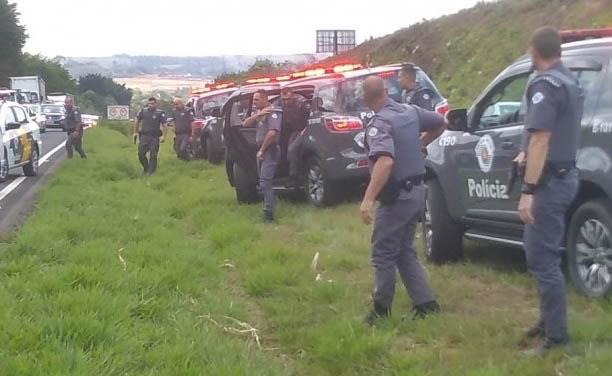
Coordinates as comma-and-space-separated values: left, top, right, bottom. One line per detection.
15, 0, 486, 57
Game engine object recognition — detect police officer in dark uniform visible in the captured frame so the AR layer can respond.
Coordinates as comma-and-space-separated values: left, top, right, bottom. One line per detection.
243, 89, 282, 223
133, 97, 167, 175
398, 63, 436, 111
172, 98, 195, 161
280, 87, 311, 178
360, 75, 445, 325
518, 27, 582, 356
64, 97, 87, 159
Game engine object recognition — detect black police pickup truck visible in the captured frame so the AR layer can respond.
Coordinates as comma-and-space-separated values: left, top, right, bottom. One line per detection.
422, 37, 612, 298
223, 64, 447, 207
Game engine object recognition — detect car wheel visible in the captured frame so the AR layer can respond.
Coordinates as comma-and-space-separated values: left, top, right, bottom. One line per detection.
0, 149, 9, 183
233, 162, 258, 204
206, 137, 221, 165
304, 157, 337, 207
422, 179, 464, 263
23, 147, 39, 177
567, 199, 612, 298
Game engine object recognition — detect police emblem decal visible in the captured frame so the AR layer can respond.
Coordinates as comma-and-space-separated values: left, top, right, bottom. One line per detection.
532, 92, 545, 104
368, 127, 378, 137
475, 135, 495, 173
272, 113, 278, 119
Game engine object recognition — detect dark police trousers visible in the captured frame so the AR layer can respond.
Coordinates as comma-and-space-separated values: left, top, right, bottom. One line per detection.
287, 132, 303, 177
66, 130, 86, 159
524, 170, 579, 341
258, 145, 280, 214
371, 184, 435, 309
138, 134, 160, 174
174, 133, 190, 160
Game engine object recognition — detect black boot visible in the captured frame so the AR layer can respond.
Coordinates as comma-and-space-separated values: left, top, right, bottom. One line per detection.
263, 211, 274, 223
525, 320, 545, 339
365, 302, 391, 326
412, 301, 440, 320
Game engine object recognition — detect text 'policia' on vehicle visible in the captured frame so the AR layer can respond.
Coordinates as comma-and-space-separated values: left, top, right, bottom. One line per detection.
421, 28, 612, 299
218, 63, 447, 207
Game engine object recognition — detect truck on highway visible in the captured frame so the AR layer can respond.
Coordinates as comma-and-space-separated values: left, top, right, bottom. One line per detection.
9, 76, 46, 104
46, 92, 74, 104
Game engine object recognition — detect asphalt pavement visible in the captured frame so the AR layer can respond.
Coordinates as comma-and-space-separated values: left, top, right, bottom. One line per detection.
0, 128, 68, 234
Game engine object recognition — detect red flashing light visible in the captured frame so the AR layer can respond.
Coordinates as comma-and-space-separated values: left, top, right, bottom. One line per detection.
332, 63, 362, 73
377, 71, 397, 79
324, 117, 363, 133
276, 75, 292, 82
291, 71, 306, 79
245, 77, 272, 84
560, 27, 612, 43
305, 68, 326, 77
213, 82, 235, 90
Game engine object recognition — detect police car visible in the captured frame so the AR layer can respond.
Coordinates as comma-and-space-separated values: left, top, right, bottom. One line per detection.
0, 101, 43, 182
422, 35, 612, 298
193, 86, 237, 163
223, 64, 447, 206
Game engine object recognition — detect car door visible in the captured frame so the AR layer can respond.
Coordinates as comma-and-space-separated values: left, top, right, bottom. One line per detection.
4, 106, 22, 167
451, 69, 531, 230
10, 106, 31, 164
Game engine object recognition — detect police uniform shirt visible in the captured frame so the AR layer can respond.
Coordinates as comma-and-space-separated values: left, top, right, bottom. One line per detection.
137, 108, 167, 136
366, 99, 444, 199
255, 108, 282, 146
524, 61, 583, 163
402, 85, 436, 111
64, 106, 82, 132
173, 107, 195, 135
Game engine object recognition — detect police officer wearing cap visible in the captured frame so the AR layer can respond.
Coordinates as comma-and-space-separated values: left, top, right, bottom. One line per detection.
360, 75, 445, 325
133, 97, 168, 175
517, 27, 582, 356
64, 97, 87, 159
172, 98, 195, 161
243, 89, 282, 223
398, 63, 436, 111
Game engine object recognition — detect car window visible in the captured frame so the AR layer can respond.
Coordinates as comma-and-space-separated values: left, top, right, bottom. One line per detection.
574, 69, 603, 117
476, 74, 529, 129
42, 105, 64, 114
316, 85, 338, 112
5, 107, 17, 125
13, 106, 27, 123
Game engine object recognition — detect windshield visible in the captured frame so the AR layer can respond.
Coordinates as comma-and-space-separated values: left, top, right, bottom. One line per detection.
341, 70, 443, 113
42, 105, 65, 114
197, 92, 233, 117
27, 106, 40, 114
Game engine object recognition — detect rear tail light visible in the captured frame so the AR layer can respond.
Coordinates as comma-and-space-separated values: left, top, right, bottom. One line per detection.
192, 120, 204, 130
324, 117, 363, 133
435, 100, 450, 116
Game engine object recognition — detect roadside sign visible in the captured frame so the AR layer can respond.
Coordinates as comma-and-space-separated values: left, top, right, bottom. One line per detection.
107, 105, 130, 120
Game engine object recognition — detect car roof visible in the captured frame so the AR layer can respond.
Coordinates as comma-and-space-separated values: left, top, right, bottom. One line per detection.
198, 87, 237, 99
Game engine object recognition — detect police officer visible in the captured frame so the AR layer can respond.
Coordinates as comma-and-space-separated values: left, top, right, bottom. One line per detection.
133, 97, 167, 175
172, 98, 195, 161
243, 89, 282, 223
360, 75, 445, 325
64, 97, 87, 159
280, 87, 311, 178
398, 63, 436, 111
518, 27, 582, 356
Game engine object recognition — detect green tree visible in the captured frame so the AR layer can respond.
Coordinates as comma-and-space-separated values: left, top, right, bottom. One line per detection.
20, 53, 77, 92
0, 0, 27, 86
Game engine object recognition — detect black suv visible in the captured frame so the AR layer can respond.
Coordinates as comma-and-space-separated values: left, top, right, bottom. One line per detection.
223, 65, 447, 206
422, 37, 612, 298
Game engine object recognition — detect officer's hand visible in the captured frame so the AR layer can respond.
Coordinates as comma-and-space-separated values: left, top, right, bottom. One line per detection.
518, 194, 534, 224
256, 108, 272, 119
256, 149, 264, 161
360, 199, 375, 225
513, 151, 527, 168
160, 135, 166, 143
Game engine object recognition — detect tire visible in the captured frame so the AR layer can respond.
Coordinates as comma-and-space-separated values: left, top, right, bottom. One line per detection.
233, 162, 258, 204
206, 137, 222, 165
0, 150, 9, 183
567, 199, 612, 298
422, 179, 464, 263
23, 147, 39, 177
303, 157, 338, 207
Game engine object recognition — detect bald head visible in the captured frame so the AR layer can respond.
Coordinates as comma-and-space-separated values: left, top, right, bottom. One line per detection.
64, 97, 74, 109
363, 75, 387, 111
173, 98, 184, 110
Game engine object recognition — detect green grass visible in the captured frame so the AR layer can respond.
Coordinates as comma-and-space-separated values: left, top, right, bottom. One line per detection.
0, 122, 610, 375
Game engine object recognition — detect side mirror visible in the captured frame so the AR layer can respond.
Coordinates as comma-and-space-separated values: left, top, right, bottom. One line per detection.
6, 122, 21, 130
211, 107, 221, 118
446, 109, 469, 132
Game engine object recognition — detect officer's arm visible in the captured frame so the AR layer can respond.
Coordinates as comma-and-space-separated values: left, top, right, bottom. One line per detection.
259, 113, 281, 153
160, 112, 168, 139
523, 81, 559, 186
260, 130, 279, 154
416, 108, 446, 146
134, 110, 143, 135
363, 156, 394, 204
